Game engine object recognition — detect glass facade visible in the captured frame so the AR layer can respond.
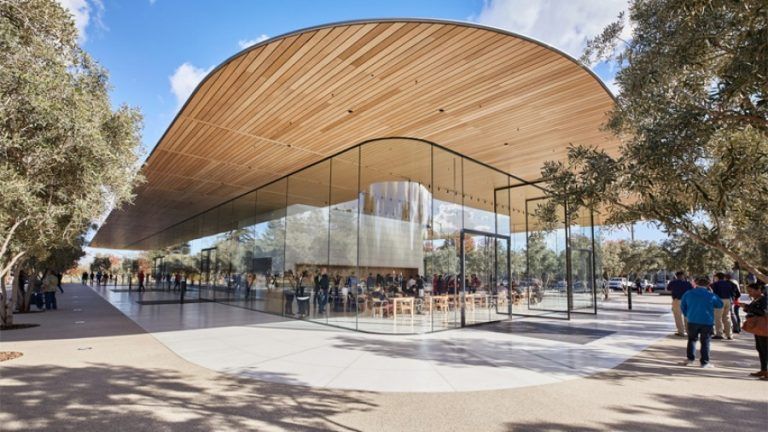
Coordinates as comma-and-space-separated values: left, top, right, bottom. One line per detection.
136, 138, 598, 333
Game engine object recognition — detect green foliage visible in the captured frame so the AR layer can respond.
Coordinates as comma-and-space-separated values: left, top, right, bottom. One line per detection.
526, 232, 561, 286
0, 0, 143, 274
90, 256, 111, 273
662, 233, 732, 276
600, 240, 667, 278
540, 0, 768, 282
28, 235, 85, 275
0, 0, 143, 323
425, 244, 458, 275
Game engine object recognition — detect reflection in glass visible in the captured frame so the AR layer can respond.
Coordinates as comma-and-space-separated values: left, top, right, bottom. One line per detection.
133, 137, 594, 332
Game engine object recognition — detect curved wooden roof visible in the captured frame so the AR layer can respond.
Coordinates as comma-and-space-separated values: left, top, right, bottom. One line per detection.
92, 19, 618, 249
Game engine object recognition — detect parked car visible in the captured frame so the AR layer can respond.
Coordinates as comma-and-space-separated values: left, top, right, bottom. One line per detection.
653, 280, 669, 293
608, 277, 629, 291
572, 280, 589, 293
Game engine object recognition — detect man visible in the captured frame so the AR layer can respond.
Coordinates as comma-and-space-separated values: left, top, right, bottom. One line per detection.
711, 272, 736, 340
318, 268, 329, 314
56, 271, 64, 294
669, 271, 694, 336
42, 270, 59, 310
724, 274, 741, 333
681, 276, 724, 368
348, 272, 358, 290
137, 270, 145, 292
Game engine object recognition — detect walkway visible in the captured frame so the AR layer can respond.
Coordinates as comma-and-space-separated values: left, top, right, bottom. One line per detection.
1, 283, 765, 431
87, 284, 676, 392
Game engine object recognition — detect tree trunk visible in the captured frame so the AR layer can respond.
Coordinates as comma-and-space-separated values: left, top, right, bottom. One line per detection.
0, 275, 11, 326
678, 227, 768, 285
22, 269, 37, 313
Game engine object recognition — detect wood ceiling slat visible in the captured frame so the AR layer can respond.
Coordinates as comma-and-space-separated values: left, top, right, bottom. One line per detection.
91, 20, 619, 249
227, 25, 390, 136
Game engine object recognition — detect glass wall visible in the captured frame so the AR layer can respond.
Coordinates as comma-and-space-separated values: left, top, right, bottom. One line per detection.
134, 138, 595, 333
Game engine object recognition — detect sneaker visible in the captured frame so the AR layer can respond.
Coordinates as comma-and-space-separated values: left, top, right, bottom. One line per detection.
674, 333, 686, 337
701, 363, 715, 369
712, 335, 724, 340
726, 336, 733, 340
680, 359, 695, 366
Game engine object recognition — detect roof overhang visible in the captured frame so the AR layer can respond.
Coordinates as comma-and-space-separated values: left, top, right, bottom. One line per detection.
91, 18, 618, 249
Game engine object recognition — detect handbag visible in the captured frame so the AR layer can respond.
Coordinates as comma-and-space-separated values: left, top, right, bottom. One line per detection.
743, 315, 768, 337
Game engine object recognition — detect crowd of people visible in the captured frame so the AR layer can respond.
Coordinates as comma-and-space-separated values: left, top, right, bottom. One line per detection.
280, 269, 430, 316
240, 269, 503, 317
669, 271, 767, 381
11, 269, 64, 312
80, 271, 119, 287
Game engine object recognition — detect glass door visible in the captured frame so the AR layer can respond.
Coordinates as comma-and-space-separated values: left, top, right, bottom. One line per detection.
200, 247, 217, 300
460, 229, 511, 327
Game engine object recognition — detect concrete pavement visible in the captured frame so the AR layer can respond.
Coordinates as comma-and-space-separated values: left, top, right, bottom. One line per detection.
1, 283, 766, 431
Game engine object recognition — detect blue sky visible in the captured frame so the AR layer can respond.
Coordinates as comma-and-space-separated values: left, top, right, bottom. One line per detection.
56, 0, 660, 258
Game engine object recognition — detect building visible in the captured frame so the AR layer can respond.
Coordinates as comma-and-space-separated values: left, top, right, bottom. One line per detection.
91, 19, 619, 333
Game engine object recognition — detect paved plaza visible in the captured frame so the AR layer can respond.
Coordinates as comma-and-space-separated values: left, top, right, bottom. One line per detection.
1, 283, 766, 431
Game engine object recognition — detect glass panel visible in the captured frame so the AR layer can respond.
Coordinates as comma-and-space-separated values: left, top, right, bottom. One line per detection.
359, 139, 431, 334
429, 147, 462, 330
462, 160, 508, 233
570, 209, 596, 312
327, 148, 360, 330
219, 192, 258, 307
287, 160, 331, 323
504, 182, 569, 319
462, 232, 507, 325
250, 179, 287, 314
525, 197, 569, 318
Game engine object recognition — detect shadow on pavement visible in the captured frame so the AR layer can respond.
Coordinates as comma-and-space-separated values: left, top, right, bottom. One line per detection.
505, 393, 765, 431
0, 362, 376, 432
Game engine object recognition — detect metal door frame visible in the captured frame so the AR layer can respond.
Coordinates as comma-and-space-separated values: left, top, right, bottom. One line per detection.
459, 228, 512, 327
200, 247, 217, 300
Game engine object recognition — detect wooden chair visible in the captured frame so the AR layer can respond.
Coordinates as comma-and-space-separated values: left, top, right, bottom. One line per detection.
371, 298, 389, 318
464, 294, 476, 312
432, 295, 449, 313
393, 297, 415, 321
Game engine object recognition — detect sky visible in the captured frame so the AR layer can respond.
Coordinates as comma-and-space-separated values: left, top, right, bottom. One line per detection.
54, 0, 662, 260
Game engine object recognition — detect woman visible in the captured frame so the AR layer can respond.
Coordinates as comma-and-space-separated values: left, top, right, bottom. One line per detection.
743, 283, 768, 380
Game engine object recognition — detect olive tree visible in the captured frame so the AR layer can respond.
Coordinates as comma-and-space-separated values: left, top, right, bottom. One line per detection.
540, 0, 768, 283
1, 0, 143, 324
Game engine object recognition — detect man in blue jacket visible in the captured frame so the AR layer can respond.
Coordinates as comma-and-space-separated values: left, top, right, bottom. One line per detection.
681, 276, 724, 368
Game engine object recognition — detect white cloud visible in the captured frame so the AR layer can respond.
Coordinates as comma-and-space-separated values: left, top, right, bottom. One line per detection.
604, 77, 620, 96
169, 63, 213, 109
473, 0, 630, 60
57, 0, 104, 43
238, 34, 270, 49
